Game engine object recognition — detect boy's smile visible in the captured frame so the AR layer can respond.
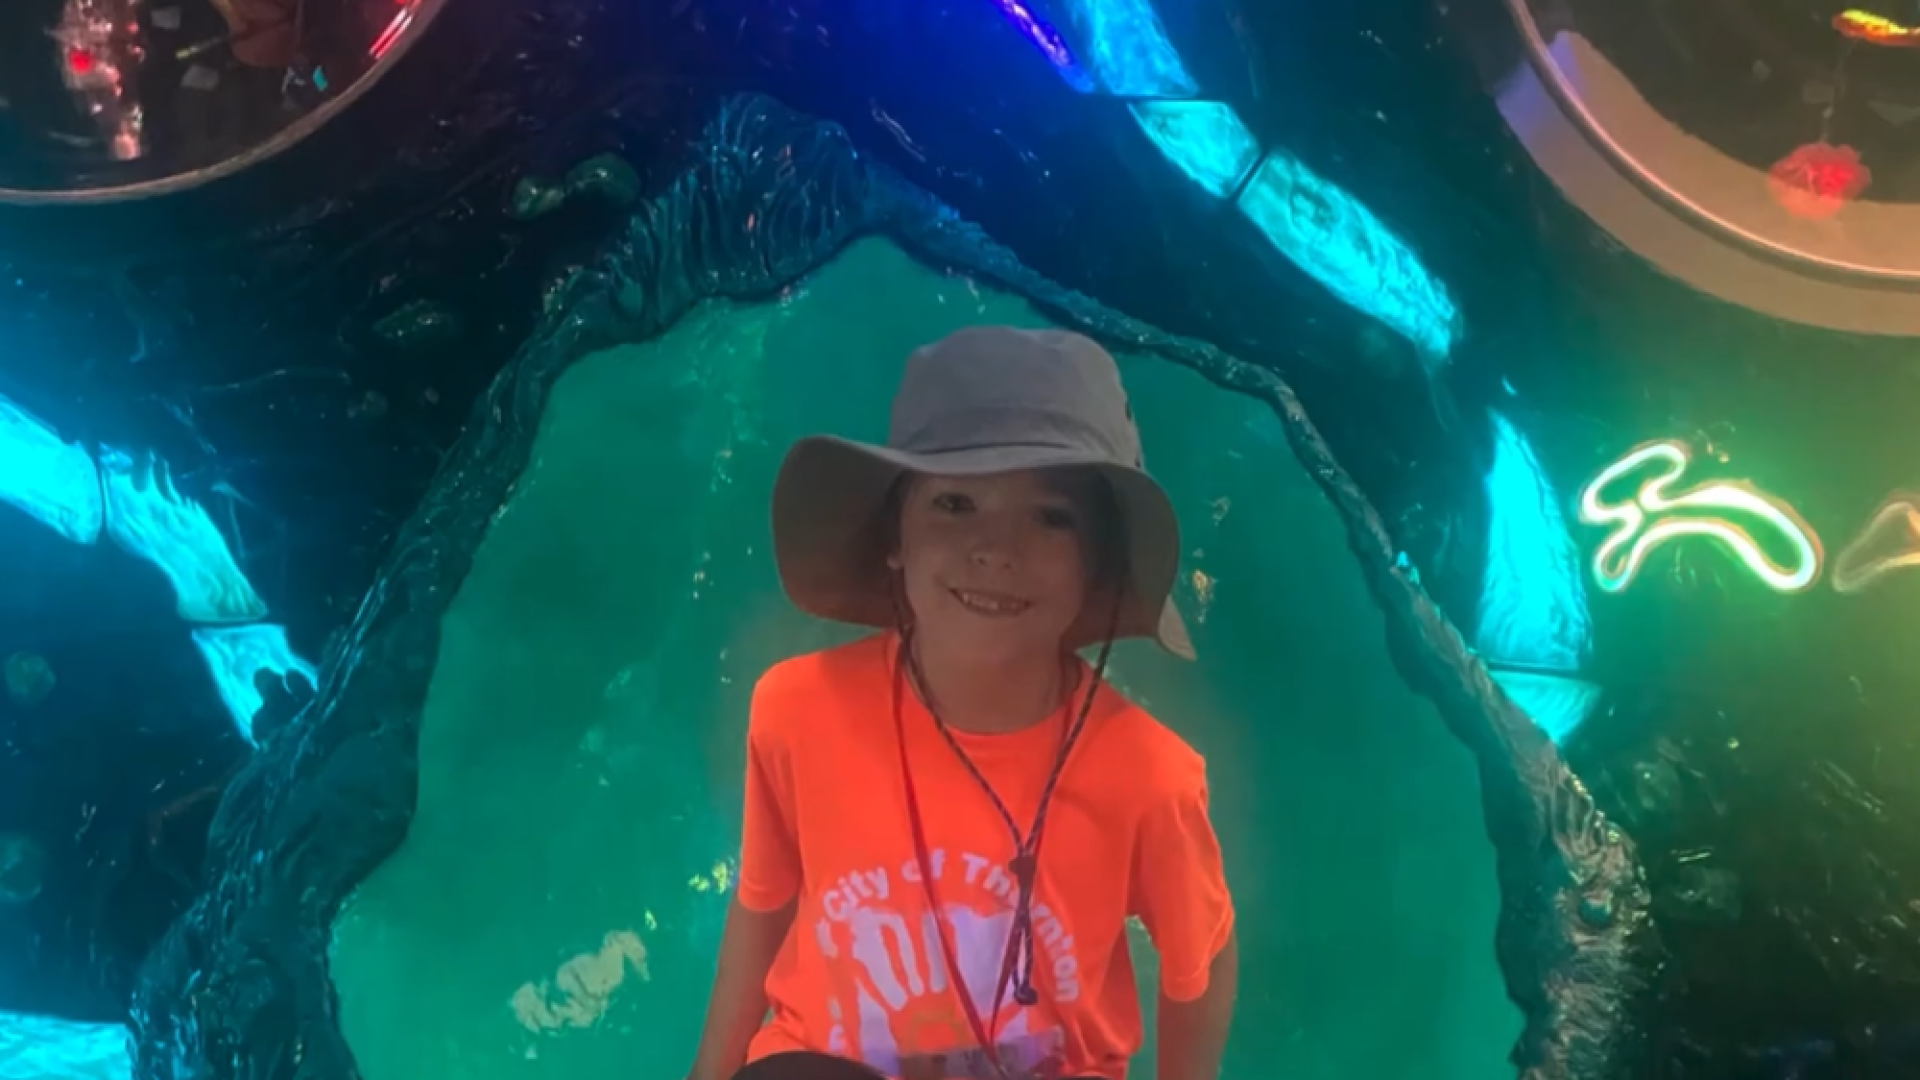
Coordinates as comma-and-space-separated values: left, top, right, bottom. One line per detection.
947, 587, 1032, 618
892, 468, 1105, 670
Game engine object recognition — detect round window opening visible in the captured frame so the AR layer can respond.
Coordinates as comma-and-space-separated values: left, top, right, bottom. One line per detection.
1478, 0, 1920, 334
0, 0, 450, 203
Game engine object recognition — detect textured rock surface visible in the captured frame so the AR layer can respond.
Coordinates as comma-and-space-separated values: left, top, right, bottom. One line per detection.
321, 234, 1513, 1080
128, 93, 1654, 1080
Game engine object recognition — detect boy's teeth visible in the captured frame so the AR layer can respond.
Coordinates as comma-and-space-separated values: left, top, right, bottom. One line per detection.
956, 589, 1024, 614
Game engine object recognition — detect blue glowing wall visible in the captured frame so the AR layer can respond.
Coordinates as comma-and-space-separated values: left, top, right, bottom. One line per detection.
991, 0, 1460, 361
1474, 410, 1598, 743
0, 394, 317, 744
0, 396, 105, 547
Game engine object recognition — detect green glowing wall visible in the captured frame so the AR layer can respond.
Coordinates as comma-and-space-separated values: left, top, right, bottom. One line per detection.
327, 237, 1519, 1080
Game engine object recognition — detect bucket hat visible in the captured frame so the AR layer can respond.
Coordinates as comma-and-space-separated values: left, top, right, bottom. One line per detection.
771, 325, 1194, 660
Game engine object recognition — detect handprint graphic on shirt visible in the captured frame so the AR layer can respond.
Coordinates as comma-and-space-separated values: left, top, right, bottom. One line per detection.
819, 901, 1062, 1079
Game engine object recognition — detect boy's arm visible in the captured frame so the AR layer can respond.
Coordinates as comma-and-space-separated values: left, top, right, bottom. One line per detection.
688, 895, 797, 1080
689, 676, 804, 1080
1132, 759, 1237, 1080
1157, 929, 1238, 1080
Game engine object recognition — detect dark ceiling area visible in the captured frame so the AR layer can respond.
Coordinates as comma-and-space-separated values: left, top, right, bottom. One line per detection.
7, 0, 1920, 1076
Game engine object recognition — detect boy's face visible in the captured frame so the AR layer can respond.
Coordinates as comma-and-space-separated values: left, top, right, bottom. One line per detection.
891, 468, 1102, 667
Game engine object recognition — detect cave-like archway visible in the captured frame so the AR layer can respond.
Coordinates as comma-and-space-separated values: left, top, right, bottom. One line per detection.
130, 94, 1652, 1080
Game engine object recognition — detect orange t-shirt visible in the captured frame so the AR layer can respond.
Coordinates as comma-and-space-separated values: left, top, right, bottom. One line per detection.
736, 633, 1234, 1080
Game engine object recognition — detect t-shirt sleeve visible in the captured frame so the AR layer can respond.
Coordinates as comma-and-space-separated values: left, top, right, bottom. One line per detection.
1130, 759, 1235, 1003
736, 671, 802, 912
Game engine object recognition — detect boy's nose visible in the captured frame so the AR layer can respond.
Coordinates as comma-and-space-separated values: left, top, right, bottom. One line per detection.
970, 544, 1014, 570
968, 529, 1018, 569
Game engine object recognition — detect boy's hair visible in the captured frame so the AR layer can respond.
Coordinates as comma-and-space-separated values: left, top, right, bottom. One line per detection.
875, 468, 1131, 592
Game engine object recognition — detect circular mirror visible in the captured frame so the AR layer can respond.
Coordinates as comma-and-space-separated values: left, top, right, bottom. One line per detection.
1465, 0, 1920, 333
0, 0, 443, 201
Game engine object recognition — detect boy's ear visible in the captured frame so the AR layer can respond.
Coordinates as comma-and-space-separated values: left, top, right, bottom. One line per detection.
886, 551, 903, 570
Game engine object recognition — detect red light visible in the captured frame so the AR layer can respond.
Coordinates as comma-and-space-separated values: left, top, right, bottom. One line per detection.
368, 6, 412, 58
1767, 141, 1871, 220
66, 48, 94, 75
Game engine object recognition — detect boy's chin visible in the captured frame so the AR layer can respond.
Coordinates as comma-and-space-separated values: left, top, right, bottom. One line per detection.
917, 618, 1068, 663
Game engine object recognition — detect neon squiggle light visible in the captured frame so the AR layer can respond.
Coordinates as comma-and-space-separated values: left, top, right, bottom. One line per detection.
1832, 493, 1920, 594
1578, 439, 1823, 593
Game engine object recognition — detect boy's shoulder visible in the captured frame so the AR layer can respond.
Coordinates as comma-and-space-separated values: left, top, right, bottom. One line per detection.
1085, 683, 1210, 798
748, 633, 893, 734
754, 632, 890, 692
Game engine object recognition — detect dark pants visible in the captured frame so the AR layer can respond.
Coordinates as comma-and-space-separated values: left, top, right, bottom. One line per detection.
731, 1051, 1105, 1080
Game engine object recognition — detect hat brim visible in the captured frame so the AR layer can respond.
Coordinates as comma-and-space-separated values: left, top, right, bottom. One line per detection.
772, 435, 1194, 660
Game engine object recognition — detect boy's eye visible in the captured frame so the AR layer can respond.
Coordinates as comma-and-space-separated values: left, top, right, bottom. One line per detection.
931, 492, 974, 513
1039, 507, 1079, 530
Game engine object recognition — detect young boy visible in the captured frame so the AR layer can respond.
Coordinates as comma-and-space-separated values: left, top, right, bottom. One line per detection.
687, 327, 1238, 1080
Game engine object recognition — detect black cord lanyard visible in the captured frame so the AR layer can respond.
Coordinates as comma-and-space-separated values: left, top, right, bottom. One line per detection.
892, 629, 1113, 1074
